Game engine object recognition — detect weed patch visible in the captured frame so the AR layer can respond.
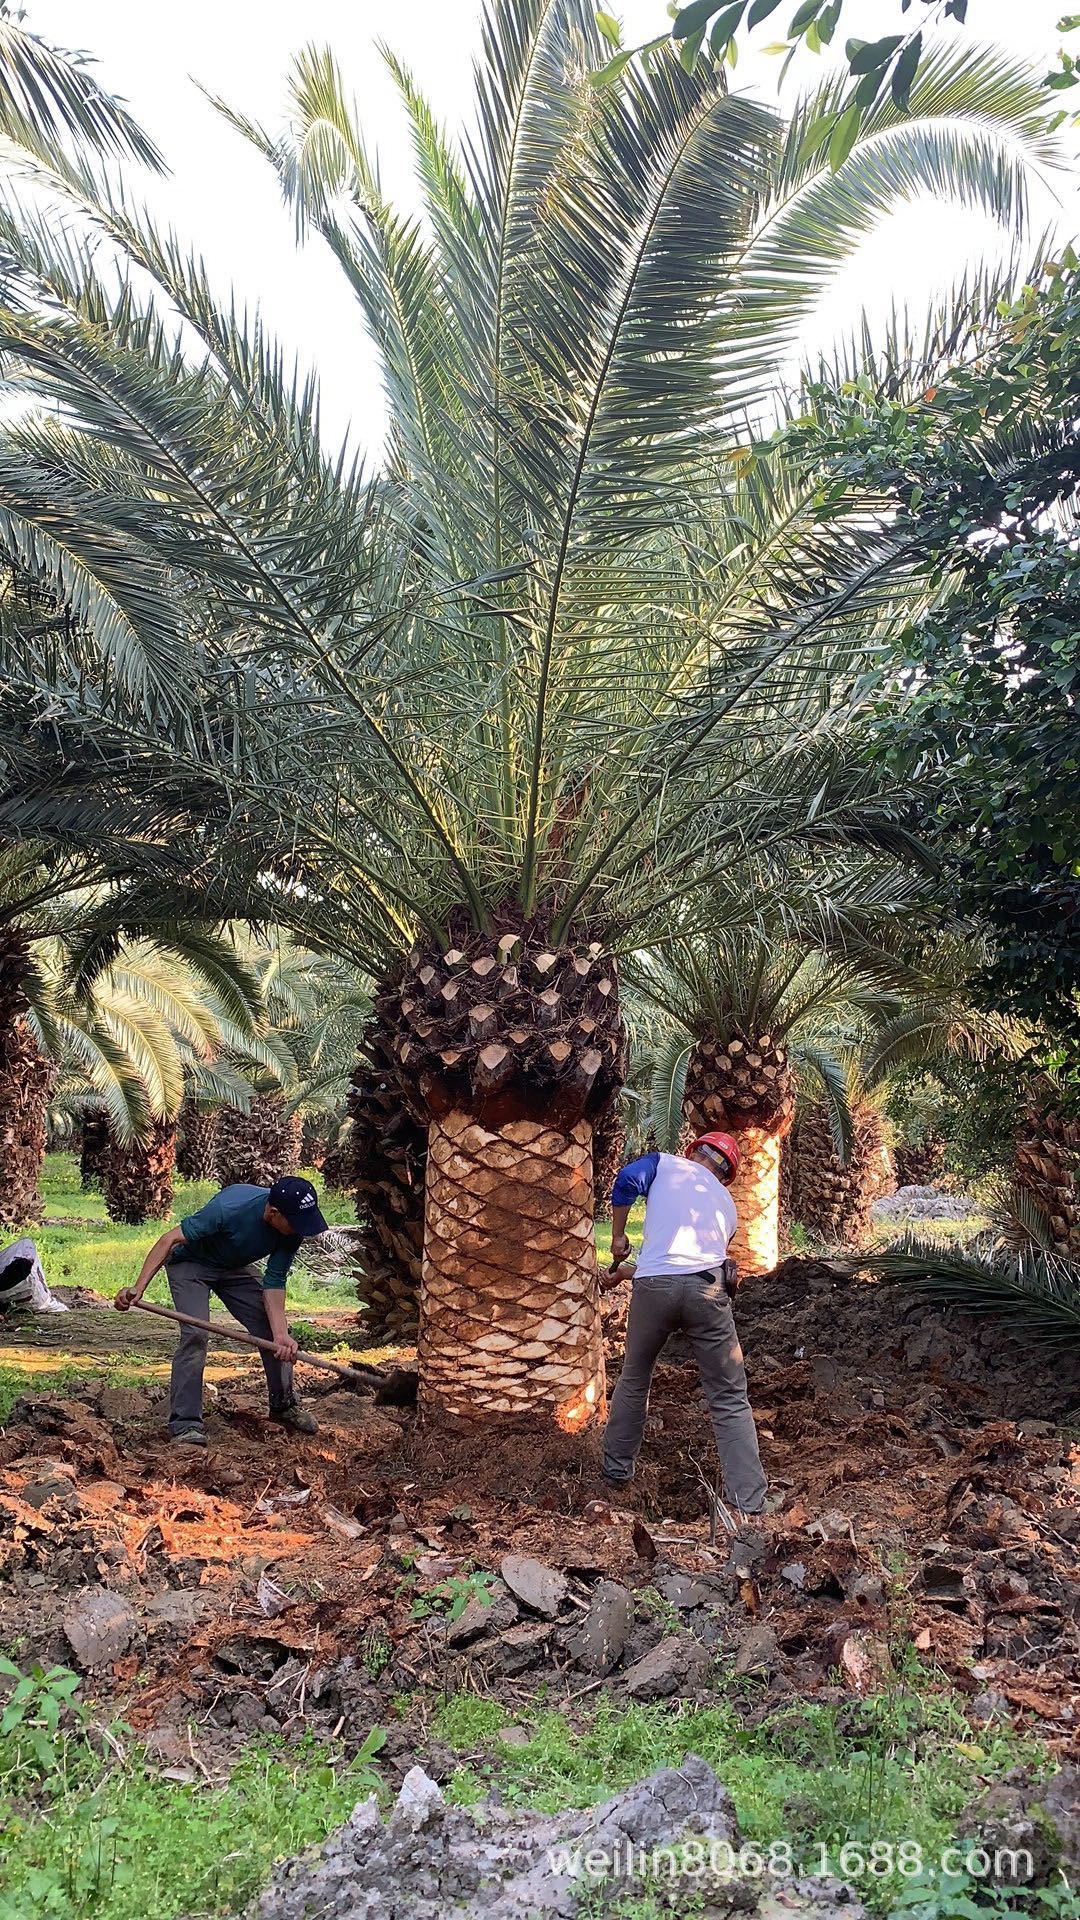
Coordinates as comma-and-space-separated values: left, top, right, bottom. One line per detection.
0, 1727, 384, 1920
426, 1686, 1052, 1914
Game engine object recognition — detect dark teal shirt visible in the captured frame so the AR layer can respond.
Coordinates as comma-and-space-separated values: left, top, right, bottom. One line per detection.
178, 1184, 299, 1289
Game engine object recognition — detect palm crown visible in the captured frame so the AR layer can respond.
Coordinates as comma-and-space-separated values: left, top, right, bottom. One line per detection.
0, 1, 1055, 1423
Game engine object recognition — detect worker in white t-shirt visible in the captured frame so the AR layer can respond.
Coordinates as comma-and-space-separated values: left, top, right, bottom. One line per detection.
602, 1132, 767, 1512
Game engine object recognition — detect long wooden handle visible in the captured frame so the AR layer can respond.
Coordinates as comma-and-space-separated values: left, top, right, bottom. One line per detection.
130, 1297, 375, 1389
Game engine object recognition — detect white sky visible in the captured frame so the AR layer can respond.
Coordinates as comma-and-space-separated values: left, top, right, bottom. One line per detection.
26, 1, 1080, 457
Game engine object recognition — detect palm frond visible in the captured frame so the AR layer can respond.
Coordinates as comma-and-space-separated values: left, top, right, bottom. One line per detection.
0, 13, 164, 168
647, 1030, 692, 1153
863, 1237, 1080, 1351
793, 1044, 854, 1164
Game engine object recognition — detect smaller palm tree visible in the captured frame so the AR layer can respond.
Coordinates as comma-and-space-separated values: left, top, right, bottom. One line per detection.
788, 1083, 892, 1250
632, 873, 928, 1271
35, 931, 262, 1224
210, 936, 370, 1188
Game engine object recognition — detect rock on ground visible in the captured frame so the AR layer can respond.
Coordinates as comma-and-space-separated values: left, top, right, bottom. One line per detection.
871, 1185, 978, 1223
257, 1755, 867, 1920
62, 1587, 137, 1668
958, 1766, 1079, 1885
621, 1633, 711, 1700
563, 1581, 633, 1675
499, 1553, 568, 1618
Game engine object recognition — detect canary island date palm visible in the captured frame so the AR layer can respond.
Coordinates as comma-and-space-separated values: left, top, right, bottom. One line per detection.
632, 856, 934, 1271
0, 7, 1053, 1419
0, 842, 150, 1226
789, 1090, 892, 1249
37, 929, 262, 1222
211, 936, 370, 1186
1, 855, 261, 1228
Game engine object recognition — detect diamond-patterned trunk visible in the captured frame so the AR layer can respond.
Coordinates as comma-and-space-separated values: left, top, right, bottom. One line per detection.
683, 1029, 795, 1276
103, 1121, 176, 1225
214, 1096, 301, 1189
0, 928, 53, 1229
893, 1137, 945, 1189
345, 1031, 425, 1342
420, 1110, 605, 1426
1016, 1097, 1080, 1256
382, 921, 624, 1427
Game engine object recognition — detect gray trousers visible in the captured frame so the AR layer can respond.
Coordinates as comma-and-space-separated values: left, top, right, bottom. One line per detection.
603, 1270, 768, 1514
166, 1257, 295, 1434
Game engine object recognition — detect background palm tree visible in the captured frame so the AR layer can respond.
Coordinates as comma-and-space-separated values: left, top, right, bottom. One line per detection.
630, 849, 932, 1269
787, 1086, 892, 1250
0, 5, 1052, 1422
10, 921, 261, 1226
208, 937, 370, 1187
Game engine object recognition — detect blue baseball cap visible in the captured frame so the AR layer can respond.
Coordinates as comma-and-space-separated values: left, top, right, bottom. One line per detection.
268, 1175, 328, 1236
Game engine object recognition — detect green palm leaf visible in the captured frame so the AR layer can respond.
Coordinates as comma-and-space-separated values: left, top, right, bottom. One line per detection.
647, 1030, 693, 1152
863, 1238, 1080, 1351
0, 12, 164, 168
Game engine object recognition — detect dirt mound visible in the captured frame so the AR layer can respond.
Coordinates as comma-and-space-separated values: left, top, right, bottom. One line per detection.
738, 1258, 1080, 1422
0, 1262, 1076, 1755
402, 1412, 602, 1506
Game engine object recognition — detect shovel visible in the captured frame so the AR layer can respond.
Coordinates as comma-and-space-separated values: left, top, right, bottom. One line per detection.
130, 1297, 383, 1393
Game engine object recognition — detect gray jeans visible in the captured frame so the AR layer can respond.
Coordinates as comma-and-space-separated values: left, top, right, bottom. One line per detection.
603, 1270, 768, 1514
166, 1257, 295, 1434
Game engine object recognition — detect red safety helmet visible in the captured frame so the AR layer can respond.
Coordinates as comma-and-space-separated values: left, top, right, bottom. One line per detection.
689, 1131, 740, 1180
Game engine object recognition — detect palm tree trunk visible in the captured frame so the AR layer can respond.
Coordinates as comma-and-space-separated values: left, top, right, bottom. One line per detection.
103, 1121, 176, 1225
0, 927, 53, 1230
1016, 1094, 1080, 1257
725, 1125, 786, 1275
214, 1095, 301, 1188
684, 1031, 795, 1277
176, 1098, 218, 1181
381, 921, 622, 1425
0, 1022, 54, 1230
346, 1034, 425, 1343
591, 1103, 626, 1222
419, 1109, 605, 1427
80, 1107, 110, 1189
790, 1100, 892, 1247
893, 1136, 945, 1188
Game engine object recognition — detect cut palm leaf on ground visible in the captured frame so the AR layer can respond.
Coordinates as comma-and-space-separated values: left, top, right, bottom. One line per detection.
864, 1235, 1080, 1350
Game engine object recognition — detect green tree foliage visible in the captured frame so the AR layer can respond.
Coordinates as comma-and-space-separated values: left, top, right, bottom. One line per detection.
601, 2, 1078, 158
785, 261, 1080, 1042
0, 5, 1050, 981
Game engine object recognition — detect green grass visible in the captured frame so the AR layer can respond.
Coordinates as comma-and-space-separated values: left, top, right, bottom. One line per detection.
0, 1652, 1058, 1918
432, 1685, 1051, 1915
29, 1155, 358, 1312
0, 1727, 384, 1920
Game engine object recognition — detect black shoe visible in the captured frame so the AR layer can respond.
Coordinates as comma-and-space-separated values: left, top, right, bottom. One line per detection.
269, 1403, 319, 1435
170, 1425, 208, 1447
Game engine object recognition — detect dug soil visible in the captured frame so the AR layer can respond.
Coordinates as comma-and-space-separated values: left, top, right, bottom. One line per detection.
1, 1257, 1077, 1777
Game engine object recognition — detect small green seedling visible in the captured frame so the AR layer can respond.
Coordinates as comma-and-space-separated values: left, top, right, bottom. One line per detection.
0, 1656, 86, 1778
411, 1568, 499, 1624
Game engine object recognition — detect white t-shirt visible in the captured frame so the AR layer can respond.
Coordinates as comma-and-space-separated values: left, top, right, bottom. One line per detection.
629, 1152, 737, 1277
